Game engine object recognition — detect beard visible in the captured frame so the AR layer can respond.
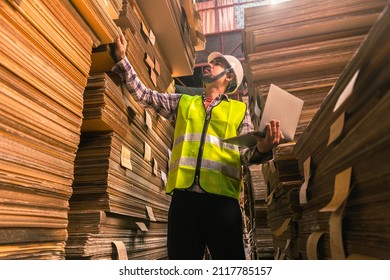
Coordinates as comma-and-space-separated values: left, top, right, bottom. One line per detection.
201, 73, 214, 84
201, 69, 227, 84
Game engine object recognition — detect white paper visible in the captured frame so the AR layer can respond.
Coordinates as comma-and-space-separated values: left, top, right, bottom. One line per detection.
144, 142, 151, 162
145, 206, 157, 222
153, 158, 158, 176
299, 180, 309, 205
149, 29, 156, 45
334, 70, 359, 112
120, 146, 132, 170
144, 110, 152, 130
161, 171, 167, 186
299, 157, 311, 205
254, 96, 261, 116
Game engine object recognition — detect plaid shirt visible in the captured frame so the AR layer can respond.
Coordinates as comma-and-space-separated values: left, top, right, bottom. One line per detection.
112, 56, 273, 166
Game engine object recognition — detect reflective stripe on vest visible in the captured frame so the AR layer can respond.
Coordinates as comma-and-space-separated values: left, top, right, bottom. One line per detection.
166, 94, 247, 199
172, 133, 238, 152
170, 156, 241, 180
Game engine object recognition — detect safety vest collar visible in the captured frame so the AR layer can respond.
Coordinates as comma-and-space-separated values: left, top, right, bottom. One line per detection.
201, 92, 230, 102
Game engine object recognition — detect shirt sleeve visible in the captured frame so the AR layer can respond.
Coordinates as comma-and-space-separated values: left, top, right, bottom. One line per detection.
112, 56, 181, 120
239, 107, 273, 165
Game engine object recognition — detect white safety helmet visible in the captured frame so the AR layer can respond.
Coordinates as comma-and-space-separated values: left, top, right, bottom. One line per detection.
207, 52, 244, 94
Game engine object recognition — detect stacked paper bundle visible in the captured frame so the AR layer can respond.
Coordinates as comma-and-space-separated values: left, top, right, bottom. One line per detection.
92, 0, 175, 93
0, 0, 96, 259
0, 0, 203, 260
70, 131, 170, 220
66, 0, 181, 259
294, 4, 390, 260
245, 165, 274, 259
67, 74, 174, 260
244, 0, 387, 139
261, 143, 302, 259
66, 211, 168, 260
241, 168, 255, 260
70, 0, 120, 45
135, 0, 199, 77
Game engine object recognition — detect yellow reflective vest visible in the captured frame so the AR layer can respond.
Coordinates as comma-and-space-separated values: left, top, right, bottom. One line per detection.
166, 94, 247, 200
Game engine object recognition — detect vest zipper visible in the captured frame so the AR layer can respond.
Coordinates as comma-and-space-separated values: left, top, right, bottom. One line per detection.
194, 110, 212, 185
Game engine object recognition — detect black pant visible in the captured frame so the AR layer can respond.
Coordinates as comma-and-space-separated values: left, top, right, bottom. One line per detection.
167, 190, 245, 260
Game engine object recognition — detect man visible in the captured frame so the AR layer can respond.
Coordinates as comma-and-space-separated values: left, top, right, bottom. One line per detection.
112, 30, 283, 260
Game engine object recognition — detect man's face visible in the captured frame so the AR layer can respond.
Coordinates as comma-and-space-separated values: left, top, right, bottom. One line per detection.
201, 57, 230, 84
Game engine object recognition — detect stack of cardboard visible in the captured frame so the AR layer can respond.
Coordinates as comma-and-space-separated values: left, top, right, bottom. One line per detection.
135, 0, 200, 77
245, 165, 274, 259
66, 211, 167, 260
182, 0, 206, 51
0, 0, 202, 260
294, 4, 390, 259
66, 0, 179, 259
241, 168, 256, 259
0, 0, 95, 259
262, 143, 302, 259
244, 0, 387, 139
70, 0, 120, 45
92, 0, 175, 93
70, 131, 171, 220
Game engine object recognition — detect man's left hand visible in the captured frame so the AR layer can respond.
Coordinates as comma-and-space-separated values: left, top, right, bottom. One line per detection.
253, 120, 284, 153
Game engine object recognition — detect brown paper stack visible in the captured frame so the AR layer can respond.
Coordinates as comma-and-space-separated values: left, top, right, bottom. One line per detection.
70, 131, 170, 219
135, 0, 197, 77
70, 0, 120, 45
241, 168, 255, 259
244, 0, 387, 139
66, 211, 167, 259
67, 74, 174, 259
261, 143, 302, 259
66, 0, 182, 259
115, 0, 174, 92
244, 165, 274, 259
0, 0, 94, 259
294, 4, 390, 260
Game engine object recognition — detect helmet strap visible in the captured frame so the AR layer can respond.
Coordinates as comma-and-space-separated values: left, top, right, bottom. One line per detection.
202, 66, 232, 84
